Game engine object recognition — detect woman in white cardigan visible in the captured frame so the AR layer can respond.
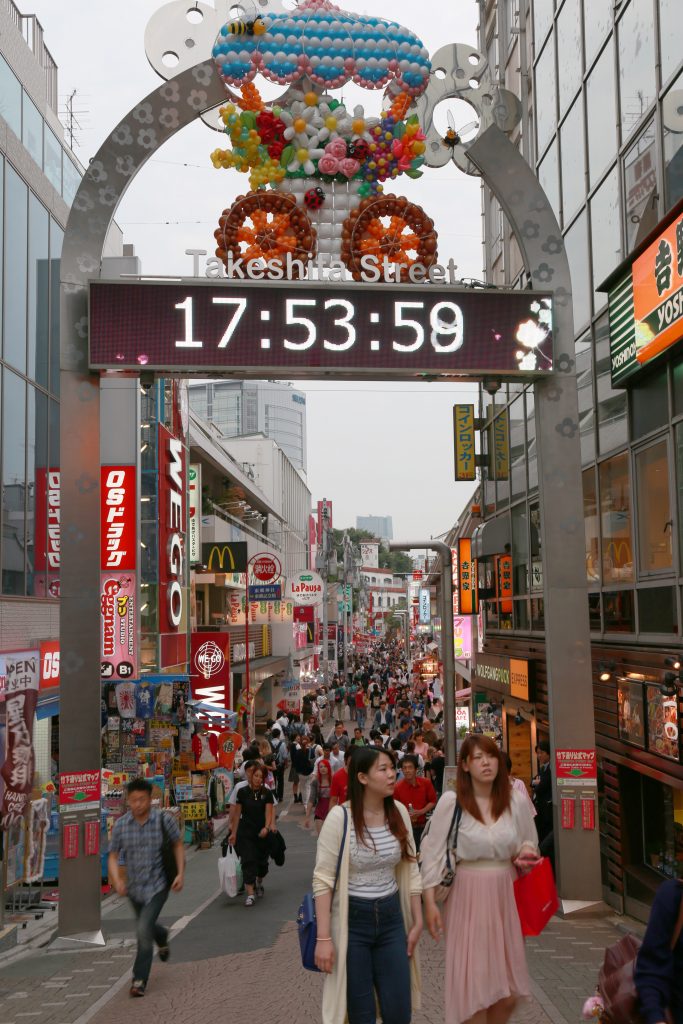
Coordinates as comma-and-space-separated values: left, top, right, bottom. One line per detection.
312, 746, 423, 1024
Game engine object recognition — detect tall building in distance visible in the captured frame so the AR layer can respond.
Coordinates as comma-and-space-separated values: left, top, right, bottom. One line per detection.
356, 514, 393, 541
475, 0, 683, 920
187, 380, 307, 472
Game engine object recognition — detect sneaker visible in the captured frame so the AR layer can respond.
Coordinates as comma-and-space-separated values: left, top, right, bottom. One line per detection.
130, 980, 146, 998
244, 894, 256, 907
255, 882, 264, 898
158, 944, 170, 962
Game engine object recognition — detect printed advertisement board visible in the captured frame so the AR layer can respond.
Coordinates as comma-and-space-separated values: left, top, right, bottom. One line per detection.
453, 404, 476, 481
100, 573, 137, 680
100, 466, 136, 571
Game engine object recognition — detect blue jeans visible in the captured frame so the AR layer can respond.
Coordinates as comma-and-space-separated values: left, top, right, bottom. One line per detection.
129, 888, 169, 983
346, 892, 411, 1024
356, 708, 366, 730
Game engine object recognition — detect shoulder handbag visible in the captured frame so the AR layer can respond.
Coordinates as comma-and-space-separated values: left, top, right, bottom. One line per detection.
297, 807, 348, 972
598, 885, 683, 1024
419, 796, 462, 904
160, 812, 179, 889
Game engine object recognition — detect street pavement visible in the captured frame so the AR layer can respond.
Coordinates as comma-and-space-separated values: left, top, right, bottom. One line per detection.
0, 794, 634, 1024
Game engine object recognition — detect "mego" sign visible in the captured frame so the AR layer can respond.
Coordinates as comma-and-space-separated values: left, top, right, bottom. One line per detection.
159, 425, 186, 631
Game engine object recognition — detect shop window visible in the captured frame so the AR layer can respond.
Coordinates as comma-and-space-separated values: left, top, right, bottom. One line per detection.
622, 771, 682, 909
588, 592, 601, 631
564, 211, 591, 331
603, 589, 635, 631
535, 35, 557, 156
617, 0, 655, 143
531, 597, 544, 631
514, 600, 529, 630
624, 121, 658, 252
617, 679, 646, 747
512, 503, 528, 594
590, 166, 622, 314
645, 685, 680, 761
529, 503, 543, 592
599, 452, 633, 583
638, 587, 677, 634
663, 69, 683, 212
659, 0, 681, 86
635, 440, 673, 574
0, 55, 22, 137
631, 368, 668, 439
595, 315, 628, 453
584, 467, 600, 584
586, 39, 617, 188
583, 0, 612, 69
560, 98, 586, 224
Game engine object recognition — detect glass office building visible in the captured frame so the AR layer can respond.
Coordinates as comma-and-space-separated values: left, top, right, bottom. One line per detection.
476, 0, 683, 917
187, 379, 308, 472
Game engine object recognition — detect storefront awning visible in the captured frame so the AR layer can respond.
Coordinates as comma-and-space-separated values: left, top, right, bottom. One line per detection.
36, 694, 60, 720
471, 517, 511, 559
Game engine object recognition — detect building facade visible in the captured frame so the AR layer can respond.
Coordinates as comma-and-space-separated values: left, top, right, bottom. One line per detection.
187, 379, 308, 473
475, 0, 683, 917
356, 514, 393, 541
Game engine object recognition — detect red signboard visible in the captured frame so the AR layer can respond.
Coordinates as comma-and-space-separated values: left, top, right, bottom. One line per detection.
34, 467, 60, 598
1, 651, 40, 827
252, 554, 281, 583
458, 538, 479, 615
293, 605, 315, 623
62, 822, 79, 859
39, 640, 60, 690
561, 796, 576, 830
84, 819, 100, 856
581, 795, 596, 830
190, 632, 231, 719
412, 570, 423, 581
496, 553, 513, 614
555, 749, 597, 783
100, 573, 137, 680
158, 424, 187, 640
59, 770, 101, 807
100, 466, 136, 571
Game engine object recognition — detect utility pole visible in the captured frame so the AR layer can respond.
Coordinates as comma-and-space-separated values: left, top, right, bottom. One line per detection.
389, 542, 455, 766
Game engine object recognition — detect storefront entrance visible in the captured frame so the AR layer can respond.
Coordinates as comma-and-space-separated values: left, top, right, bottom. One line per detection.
507, 715, 533, 791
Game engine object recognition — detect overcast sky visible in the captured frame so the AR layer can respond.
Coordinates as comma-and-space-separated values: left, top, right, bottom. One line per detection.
32, 0, 482, 539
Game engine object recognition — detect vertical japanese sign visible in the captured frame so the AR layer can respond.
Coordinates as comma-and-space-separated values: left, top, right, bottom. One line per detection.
453, 615, 473, 660
100, 466, 137, 681
451, 545, 460, 615
453, 404, 476, 481
159, 425, 187, 665
188, 463, 201, 565
493, 411, 509, 480
419, 588, 431, 624
0, 652, 39, 827
631, 212, 683, 371
34, 467, 60, 598
496, 554, 513, 614
458, 538, 479, 615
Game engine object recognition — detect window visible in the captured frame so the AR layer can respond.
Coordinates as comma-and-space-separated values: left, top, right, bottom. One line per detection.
62, 157, 81, 206
564, 210, 591, 329
556, 0, 582, 117
44, 127, 62, 193
583, 0, 612, 69
617, 0, 655, 142
663, 70, 683, 212
535, 36, 557, 156
49, 221, 64, 396
590, 166, 622, 312
529, 502, 542, 592
4, 164, 28, 374
595, 315, 627, 453
0, 55, 21, 137
623, 121, 658, 251
599, 452, 633, 583
2, 369, 26, 594
604, 589, 635, 631
526, 389, 537, 492
586, 40, 618, 188
26, 386, 48, 597
576, 333, 595, 463
659, 0, 681, 85
560, 98, 586, 222
28, 194, 49, 387
538, 139, 560, 226
511, 503, 528, 595
589, 592, 601, 630
533, 0, 554, 49
22, 93, 43, 168
509, 395, 526, 500
638, 589, 677, 635
631, 367, 668, 439
636, 440, 673, 574
584, 468, 600, 584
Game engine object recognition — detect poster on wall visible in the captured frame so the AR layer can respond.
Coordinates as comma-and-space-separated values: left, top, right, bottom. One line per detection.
617, 681, 646, 748
646, 686, 679, 761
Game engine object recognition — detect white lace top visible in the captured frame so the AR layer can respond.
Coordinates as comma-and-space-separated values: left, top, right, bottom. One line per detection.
348, 822, 401, 898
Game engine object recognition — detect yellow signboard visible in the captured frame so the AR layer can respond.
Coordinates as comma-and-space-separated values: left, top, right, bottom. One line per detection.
493, 412, 509, 480
180, 801, 207, 821
453, 405, 476, 481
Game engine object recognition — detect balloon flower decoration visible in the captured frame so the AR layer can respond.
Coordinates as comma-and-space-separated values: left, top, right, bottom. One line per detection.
210, 0, 438, 280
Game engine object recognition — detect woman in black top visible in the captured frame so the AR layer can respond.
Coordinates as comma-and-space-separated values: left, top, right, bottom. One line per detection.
229, 765, 275, 907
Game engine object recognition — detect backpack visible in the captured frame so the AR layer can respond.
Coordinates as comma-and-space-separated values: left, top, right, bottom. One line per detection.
273, 740, 288, 768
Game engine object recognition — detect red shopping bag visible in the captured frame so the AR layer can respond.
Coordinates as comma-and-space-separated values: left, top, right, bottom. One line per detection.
513, 857, 559, 936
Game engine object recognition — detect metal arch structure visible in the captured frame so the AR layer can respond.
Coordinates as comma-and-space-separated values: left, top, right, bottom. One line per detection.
59, 55, 599, 939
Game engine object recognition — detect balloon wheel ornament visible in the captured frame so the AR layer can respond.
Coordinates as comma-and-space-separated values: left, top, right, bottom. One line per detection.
341, 195, 437, 282
215, 191, 316, 279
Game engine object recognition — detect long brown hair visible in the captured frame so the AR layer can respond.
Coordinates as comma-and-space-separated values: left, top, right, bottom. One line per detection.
347, 747, 413, 860
456, 735, 511, 823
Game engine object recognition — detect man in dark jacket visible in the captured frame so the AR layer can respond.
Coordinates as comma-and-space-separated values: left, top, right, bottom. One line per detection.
291, 735, 314, 806
531, 740, 553, 842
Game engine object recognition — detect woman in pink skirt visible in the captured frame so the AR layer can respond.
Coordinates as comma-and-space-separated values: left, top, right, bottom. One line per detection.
421, 735, 540, 1024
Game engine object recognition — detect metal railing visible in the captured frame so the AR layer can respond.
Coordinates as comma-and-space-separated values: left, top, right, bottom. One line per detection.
2, 0, 59, 111
205, 499, 281, 550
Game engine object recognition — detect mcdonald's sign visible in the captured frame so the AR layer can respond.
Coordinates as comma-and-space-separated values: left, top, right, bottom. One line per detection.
202, 542, 248, 573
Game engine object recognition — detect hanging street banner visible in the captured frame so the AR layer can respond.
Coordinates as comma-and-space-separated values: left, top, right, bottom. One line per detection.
453, 404, 476, 481
1, 652, 40, 828
88, 280, 554, 379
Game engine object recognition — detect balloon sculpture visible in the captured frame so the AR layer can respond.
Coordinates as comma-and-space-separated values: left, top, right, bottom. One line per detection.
209, 0, 436, 280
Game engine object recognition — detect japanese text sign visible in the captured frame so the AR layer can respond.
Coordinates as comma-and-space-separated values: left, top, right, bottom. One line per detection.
59, 770, 101, 809
453, 404, 476, 481
555, 749, 597, 787
458, 538, 479, 615
100, 466, 136, 571
419, 588, 431, 625
0, 652, 39, 828
100, 573, 137, 681
496, 554, 513, 614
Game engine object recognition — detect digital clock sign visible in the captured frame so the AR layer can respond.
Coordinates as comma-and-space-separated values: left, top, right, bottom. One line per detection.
88, 280, 554, 379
